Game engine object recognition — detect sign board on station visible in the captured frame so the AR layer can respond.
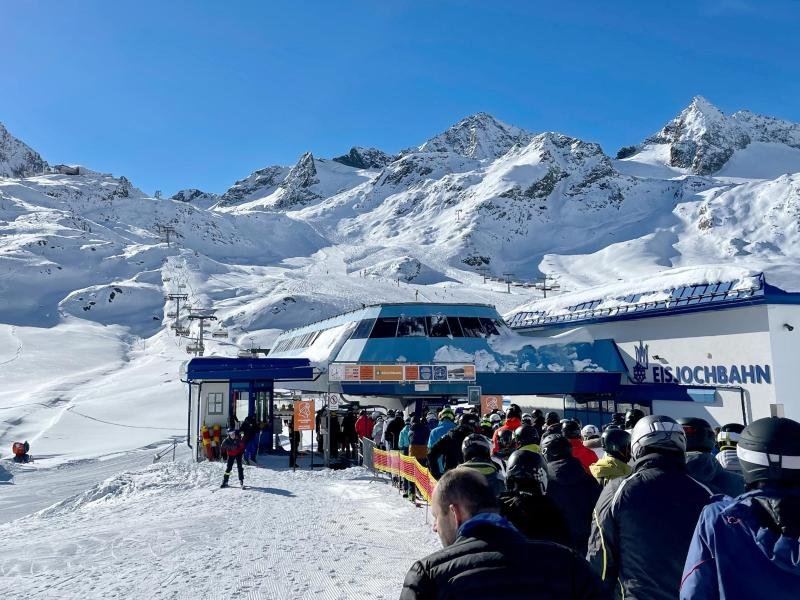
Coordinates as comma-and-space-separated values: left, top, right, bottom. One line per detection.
293, 400, 314, 431
480, 394, 503, 416
328, 363, 476, 383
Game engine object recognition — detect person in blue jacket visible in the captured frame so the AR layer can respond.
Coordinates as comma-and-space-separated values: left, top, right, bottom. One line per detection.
427, 407, 457, 476
681, 416, 800, 599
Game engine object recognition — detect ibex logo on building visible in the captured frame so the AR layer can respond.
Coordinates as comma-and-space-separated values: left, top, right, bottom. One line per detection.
633, 341, 649, 383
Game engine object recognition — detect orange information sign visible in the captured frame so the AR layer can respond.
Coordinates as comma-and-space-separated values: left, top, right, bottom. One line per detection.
480, 395, 503, 416
293, 400, 314, 431
374, 365, 403, 381
404, 365, 420, 381
359, 365, 375, 380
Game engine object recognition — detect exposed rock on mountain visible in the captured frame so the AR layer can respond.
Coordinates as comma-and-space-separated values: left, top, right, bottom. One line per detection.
0, 122, 49, 178
626, 96, 800, 176
218, 165, 288, 206
170, 188, 218, 205
332, 147, 394, 169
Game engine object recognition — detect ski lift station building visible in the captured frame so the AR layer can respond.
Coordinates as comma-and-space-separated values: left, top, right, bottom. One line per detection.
183, 272, 799, 452
505, 273, 800, 426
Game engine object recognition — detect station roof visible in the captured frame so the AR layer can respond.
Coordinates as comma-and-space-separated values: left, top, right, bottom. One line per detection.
183, 357, 314, 382
507, 273, 800, 331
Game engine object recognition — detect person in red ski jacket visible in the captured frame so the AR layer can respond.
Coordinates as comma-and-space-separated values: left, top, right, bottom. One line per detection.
492, 404, 523, 455
355, 409, 374, 439
220, 429, 246, 488
563, 420, 599, 472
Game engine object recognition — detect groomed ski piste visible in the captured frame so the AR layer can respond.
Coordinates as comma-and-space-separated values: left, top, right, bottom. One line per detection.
1, 450, 440, 599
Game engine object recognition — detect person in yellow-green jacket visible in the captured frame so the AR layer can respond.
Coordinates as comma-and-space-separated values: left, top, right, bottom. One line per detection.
512, 424, 541, 453
589, 427, 632, 486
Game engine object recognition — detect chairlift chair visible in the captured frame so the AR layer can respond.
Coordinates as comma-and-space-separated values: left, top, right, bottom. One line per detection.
175, 326, 190, 336
162, 276, 171, 282
166, 311, 177, 318
212, 328, 228, 339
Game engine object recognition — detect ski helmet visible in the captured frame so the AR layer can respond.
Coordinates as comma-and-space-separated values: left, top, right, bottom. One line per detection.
489, 413, 502, 425
506, 449, 548, 495
461, 434, 492, 462
609, 412, 625, 427
625, 408, 646, 430
545, 411, 560, 426
562, 420, 582, 439
601, 428, 632, 463
521, 413, 533, 425
227, 428, 238, 437
581, 424, 601, 440
459, 412, 480, 430
717, 423, 745, 447
506, 403, 522, 420
438, 407, 455, 421
532, 409, 544, 419
540, 433, 572, 463
496, 429, 515, 456
676, 417, 716, 453
630, 415, 686, 460
736, 417, 800, 488
513, 424, 540, 448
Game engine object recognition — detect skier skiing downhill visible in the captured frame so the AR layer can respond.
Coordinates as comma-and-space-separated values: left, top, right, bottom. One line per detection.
220, 429, 246, 488
681, 417, 800, 599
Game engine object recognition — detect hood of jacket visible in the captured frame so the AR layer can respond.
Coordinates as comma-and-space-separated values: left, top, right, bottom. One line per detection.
457, 511, 522, 542
589, 455, 632, 481
547, 457, 590, 485
724, 488, 800, 573
686, 451, 726, 483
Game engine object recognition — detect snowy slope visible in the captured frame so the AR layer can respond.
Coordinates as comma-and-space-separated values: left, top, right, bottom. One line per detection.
0, 457, 439, 598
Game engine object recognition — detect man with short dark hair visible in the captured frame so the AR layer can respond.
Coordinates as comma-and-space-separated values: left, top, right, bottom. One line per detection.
399, 469, 606, 599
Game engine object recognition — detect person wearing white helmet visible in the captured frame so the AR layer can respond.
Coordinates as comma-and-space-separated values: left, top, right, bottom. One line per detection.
581, 424, 605, 460
587, 415, 713, 600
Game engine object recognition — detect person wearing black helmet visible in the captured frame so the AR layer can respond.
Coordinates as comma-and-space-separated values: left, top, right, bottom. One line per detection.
220, 428, 246, 488
624, 408, 645, 430
499, 450, 571, 546
512, 424, 540, 454
587, 415, 713, 600
540, 434, 601, 556
589, 428, 632, 486
603, 412, 625, 431
458, 434, 505, 498
562, 420, 599, 472
532, 409, 544, 420
715, 422, 745, 473
491, 404, 522, 455
495, 429, 515, 462
427, 412, 480, 479
677, 417, 744, 497
681, 417, 800, 599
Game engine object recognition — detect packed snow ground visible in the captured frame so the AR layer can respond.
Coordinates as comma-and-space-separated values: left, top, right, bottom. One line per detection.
0, 455, 439, 599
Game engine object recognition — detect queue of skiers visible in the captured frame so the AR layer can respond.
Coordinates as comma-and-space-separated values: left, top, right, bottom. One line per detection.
387, 405, 800, 599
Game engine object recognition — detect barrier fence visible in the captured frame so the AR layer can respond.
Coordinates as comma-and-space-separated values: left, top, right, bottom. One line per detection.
361, 438, 437, 503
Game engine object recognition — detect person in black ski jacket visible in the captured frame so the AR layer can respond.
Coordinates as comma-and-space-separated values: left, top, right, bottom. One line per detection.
458, 434, 505, 498
676, 417, 745, 497
499, 449, 571, 546
587, 415, 713, 600
220, 429, 245, 488
341, 409, 358, 459
384, 411, 406, 450
427, 413, 479, 480
399, 468, 607, 600
541, 433, 601, 556
239, 415, 258, 465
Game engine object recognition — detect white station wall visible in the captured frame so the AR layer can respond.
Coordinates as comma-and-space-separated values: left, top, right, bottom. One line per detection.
523, 304, 786, 426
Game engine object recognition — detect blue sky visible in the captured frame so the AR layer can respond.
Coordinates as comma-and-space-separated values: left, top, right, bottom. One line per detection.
2, 0, 799, 195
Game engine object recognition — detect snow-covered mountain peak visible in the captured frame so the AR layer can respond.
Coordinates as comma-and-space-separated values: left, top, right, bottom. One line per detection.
217, 164, 288, 207
0, 122, 49, 178
332, 146, 394, 170
418, 112, 533, 160
281, 152, 318, 190
622, 97, 800, 178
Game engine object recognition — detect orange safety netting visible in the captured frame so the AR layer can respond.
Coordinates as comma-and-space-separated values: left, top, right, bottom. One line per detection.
373, 448, 437, 503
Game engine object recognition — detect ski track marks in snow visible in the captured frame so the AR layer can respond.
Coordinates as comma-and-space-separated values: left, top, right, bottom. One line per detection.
0, 458, 440, 599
